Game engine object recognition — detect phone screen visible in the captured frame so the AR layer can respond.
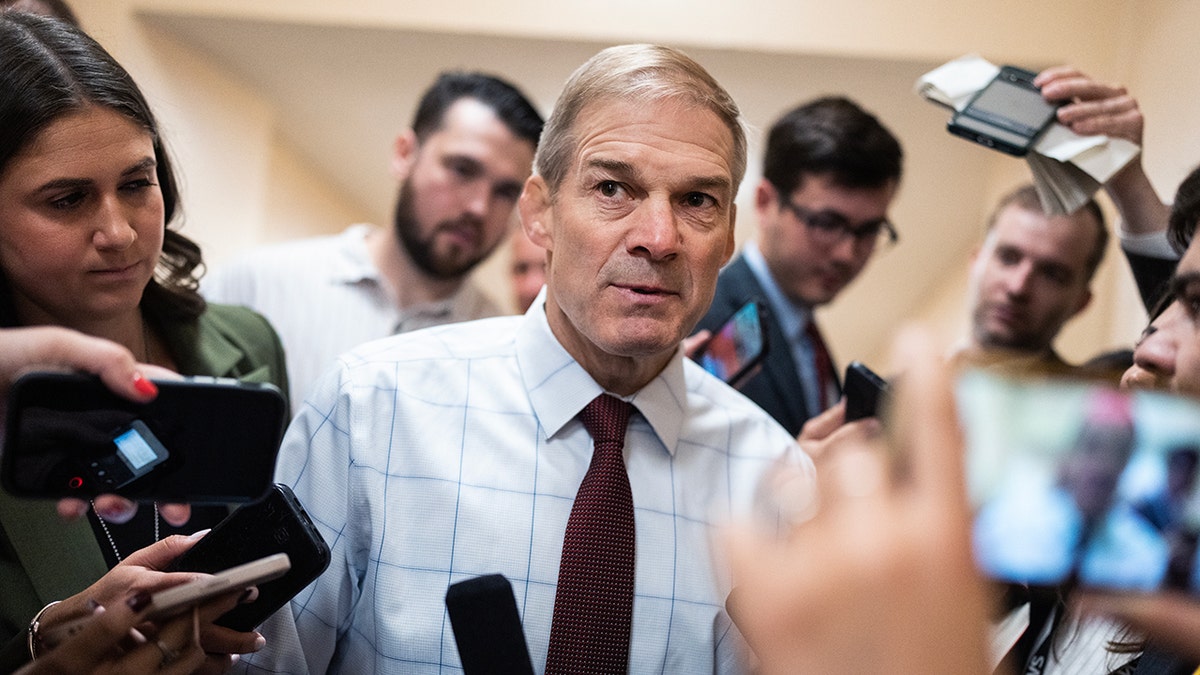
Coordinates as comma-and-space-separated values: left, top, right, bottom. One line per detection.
112, 420, 168, 475
694, 302, 765, 386
958, 370, 1200, 593
964, 77, 1057, 136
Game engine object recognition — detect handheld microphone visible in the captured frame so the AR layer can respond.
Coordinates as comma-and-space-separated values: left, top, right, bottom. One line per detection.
445, 574, 536, 675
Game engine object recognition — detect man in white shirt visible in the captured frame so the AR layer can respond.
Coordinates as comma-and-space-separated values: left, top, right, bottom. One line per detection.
242, 44, 811, 674
205, 72, 543, 409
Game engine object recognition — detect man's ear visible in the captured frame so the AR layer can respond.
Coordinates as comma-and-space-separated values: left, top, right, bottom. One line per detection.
520, 175, 554, 250
390, 130, 418, 181
754, 179, 777, 218
1072, 288, 1094, 318
967, 244, 984, 275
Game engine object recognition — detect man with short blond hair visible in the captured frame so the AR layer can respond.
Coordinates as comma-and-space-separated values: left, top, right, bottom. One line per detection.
244, 44, 808, 674
959, 184, 1107, 372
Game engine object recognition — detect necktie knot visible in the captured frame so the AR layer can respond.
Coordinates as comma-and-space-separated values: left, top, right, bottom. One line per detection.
581, 394, 634, 448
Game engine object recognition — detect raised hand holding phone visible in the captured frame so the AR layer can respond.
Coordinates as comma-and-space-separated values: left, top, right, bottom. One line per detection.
725, 327, 991, 675
691, 301, 768, 389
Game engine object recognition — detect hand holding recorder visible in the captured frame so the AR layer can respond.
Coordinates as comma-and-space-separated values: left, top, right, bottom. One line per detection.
27, 533, 271, 670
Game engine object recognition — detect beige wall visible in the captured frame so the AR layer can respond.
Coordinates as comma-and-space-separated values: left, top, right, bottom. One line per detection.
66, 0, 1199, 368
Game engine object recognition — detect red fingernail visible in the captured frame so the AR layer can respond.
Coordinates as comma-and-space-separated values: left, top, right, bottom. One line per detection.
133, 374, 158, 396
127, 591, 152, 612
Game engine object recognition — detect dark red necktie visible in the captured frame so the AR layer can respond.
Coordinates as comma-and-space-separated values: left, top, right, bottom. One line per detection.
545, 394, 636, 675
805, 320, 835, 411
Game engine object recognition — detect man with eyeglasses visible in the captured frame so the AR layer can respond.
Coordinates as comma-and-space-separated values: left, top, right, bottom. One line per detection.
696, 96, 902, 436
957, 184, 1108, 374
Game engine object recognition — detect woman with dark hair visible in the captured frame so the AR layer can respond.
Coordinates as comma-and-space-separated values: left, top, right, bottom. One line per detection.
0, 0, 78, 26
0, 10, 287, 671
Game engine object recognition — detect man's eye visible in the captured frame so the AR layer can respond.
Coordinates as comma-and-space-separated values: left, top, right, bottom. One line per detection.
448, 160, 481, 180
1184, 294, 1200, 319
597, 181, 622, 197
807, 215, 844, 232
996, 249, 1021, 265
1044, 269, 1071, 285
682, 192, 716, 209
494, 185, 522, 203
852, 222, 883, 239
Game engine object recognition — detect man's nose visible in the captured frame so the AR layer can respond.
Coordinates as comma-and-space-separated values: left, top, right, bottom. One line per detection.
627, 198, 680, 260
1003, 262, 1035, 297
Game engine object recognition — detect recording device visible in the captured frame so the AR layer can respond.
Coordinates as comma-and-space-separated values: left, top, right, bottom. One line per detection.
445, 574, 535, 675
958, 370, 1200, 594
2, 372, 287, 502
947, 65, 1061, 157
147, 553, 291, 620
692, 301, 768, 389
42, 553, 291, 649
843, 361, 888, 422
166, 483, 331, 631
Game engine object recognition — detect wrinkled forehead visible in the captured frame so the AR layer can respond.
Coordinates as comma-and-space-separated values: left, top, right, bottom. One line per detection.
572, 97, 737, 170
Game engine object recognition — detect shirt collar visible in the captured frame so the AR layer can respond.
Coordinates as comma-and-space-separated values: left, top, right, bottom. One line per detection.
328, 224, 382, 285
742, 241, 812, 337
516, 288, 686, 455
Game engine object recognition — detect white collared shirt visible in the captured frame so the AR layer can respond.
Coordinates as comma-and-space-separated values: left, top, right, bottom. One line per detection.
240, 294, 809, 674
203, 224, 503, 412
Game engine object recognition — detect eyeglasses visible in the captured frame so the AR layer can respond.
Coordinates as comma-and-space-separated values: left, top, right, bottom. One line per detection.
782, 200, 899, 248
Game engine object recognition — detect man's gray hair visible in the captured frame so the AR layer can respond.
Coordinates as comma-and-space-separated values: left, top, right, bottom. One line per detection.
534, 43, 748, 196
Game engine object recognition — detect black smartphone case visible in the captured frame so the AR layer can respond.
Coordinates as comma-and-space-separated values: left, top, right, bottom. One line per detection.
167, 483, 331, 631
946, 65, 1057, 157
2, 372, 286, 502
844, 361, 889, 422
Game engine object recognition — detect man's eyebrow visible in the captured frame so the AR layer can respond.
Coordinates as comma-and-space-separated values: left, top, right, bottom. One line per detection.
584, 157, 638, 179
685, 174, 733, 194
1169, 271, 1200, 298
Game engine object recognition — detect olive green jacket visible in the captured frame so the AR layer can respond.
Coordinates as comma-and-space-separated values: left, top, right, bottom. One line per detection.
0, 304, 288, 670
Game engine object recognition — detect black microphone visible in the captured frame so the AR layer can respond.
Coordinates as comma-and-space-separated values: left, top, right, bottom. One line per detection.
445, 574, 536, 675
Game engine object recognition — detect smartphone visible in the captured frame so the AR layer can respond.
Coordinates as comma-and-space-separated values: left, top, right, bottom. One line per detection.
42, 553, 291, 649
2, 372, 287, 502
958, 370, 1200, 593
692, 301, 768, 389
843, 361, 889, 422
147, 553, 291, 620
947, 65, 1060, 157
167, 483, 331, 631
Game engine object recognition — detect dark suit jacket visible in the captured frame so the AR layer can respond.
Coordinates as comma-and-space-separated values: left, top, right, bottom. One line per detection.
697, 255, 839, 436
1125, 249, 1176, 316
